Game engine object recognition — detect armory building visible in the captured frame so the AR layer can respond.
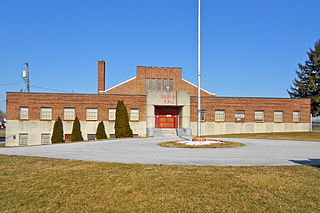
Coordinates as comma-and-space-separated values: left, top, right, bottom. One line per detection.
6, 60, 311, 146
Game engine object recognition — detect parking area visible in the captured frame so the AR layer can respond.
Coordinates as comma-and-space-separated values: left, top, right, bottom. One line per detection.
0, 137, 320, 166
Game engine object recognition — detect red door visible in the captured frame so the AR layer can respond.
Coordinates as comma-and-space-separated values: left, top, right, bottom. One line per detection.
155, 107, 179, 128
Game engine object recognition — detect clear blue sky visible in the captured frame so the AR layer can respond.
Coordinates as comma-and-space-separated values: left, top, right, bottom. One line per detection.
1, 0, 320, 111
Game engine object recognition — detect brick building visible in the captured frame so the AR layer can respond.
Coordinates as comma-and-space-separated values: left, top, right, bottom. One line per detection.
6, 60, 311, 146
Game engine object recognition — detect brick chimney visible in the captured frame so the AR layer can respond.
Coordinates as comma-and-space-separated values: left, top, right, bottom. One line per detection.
98, 60, 105, 93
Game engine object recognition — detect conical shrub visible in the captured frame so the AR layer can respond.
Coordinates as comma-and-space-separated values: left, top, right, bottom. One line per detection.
115, 100, 133, 138
51, 117, 64, 143
71, 116, 84, 142
96, 121, 108, 140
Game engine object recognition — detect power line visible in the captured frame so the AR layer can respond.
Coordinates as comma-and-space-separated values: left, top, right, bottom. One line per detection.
31, 85, 71, 93
0, 80, 23, 86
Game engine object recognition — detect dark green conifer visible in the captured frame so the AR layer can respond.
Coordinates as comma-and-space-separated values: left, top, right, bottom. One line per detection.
96, 121, 108, 140
288, 40, 320, 116
51, 116, 64, 143
71, 116, 84, 142
115, 100, 133, 138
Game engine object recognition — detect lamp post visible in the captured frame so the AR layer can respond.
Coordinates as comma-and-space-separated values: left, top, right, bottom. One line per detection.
197, 0, 201, 137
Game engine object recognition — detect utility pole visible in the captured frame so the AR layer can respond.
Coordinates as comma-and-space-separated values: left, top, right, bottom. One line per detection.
22, 62, 30, 93
197, 0, 201, 137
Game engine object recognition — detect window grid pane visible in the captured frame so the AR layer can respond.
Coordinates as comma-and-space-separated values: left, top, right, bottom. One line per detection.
20, 107, 28, 120
157, 79, 162, 91
145, 78, 150, 91
130, 109, 139, 121
41, 133, 51, 145
19, 133, 28, 146
64, 108, 75, 120
169, 79, 173, 91
151, 78, 156, 91
293, 111, 301, 122
109, 109, 116, 121
163, 79, 168, 91
274, 111, 283, 122
86, 108, 98, 120
40, 108, 52, 120
200, 110, 205, 121
255, 111, 264, 122
215, 110, 225, 122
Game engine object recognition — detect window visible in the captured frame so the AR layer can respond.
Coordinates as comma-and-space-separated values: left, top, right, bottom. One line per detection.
87, 134, 96, 140
274, 111, 283, 122
163, 79, 168, 91
145, 78, 150, 91
130, 109, 139, 121
109, 108, 116, 121
215, 110, 225, 122
200, 110, 206, 121
41, 133, 51, 145
255, 111, 264, 122
64, 108, 75, 120
157, 79, 162, 91
20, 107, 28, 120
19, 133, 28, 146
235, 110, 245, 122
169, 79, 173, 91
86, 108, 98, 120
293, 111, 301, 122
151, 78, 156, 90
40, 107, 52, 120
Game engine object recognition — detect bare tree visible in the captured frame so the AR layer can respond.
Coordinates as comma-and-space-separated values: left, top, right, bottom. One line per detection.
0, 110, 5, 121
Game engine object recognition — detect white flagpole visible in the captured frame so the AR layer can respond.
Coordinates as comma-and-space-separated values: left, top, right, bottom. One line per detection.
197, 0, 201, 137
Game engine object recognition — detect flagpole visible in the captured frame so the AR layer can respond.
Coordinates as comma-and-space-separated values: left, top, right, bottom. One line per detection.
197, 0, 201, 137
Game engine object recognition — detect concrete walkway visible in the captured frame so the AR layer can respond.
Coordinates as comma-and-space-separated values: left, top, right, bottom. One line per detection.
0, 137, 320, 166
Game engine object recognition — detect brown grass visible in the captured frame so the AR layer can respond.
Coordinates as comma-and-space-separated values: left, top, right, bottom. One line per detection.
158, 141, 245, 148
205, 131, 320, 141
0, 155, 320, 212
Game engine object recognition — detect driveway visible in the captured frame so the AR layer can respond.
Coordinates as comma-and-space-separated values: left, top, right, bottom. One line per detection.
0, 137, 320, 166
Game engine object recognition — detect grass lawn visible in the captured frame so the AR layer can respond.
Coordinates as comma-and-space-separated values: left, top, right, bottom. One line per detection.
158, 141, 245, 148
0, 155, 320, 212
206, 131, 320, 141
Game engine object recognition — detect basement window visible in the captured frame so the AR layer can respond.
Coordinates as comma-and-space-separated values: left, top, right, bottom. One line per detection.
41, 133, 51, 145
19, 133, 28, 146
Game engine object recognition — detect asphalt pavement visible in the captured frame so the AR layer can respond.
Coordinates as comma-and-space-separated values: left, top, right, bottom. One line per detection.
0, 137, 320, 166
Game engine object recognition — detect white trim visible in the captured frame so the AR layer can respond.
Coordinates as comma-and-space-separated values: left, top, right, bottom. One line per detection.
182, 79, 215, 96
105, 77, 136, 92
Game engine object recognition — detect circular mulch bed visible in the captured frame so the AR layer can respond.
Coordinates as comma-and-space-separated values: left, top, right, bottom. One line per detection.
158, 140, 245, 148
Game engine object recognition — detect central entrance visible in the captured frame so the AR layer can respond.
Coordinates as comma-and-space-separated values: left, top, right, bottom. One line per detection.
155, 106, 181, 128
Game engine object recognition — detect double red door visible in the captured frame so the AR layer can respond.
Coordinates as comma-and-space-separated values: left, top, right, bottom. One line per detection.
155, 107, 179, 128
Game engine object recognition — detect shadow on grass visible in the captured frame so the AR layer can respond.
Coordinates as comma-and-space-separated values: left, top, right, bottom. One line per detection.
290, 158, 320, 168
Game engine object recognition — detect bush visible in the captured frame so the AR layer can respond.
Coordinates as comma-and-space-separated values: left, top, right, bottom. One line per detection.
96, 121, 108, 140
51, 117, 64, 143
115, 100, 133, 138
71, 116, 84, 142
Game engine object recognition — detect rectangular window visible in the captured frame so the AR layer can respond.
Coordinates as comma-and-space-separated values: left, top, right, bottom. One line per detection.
169, 79, 173, 91
40, 107, 52, 120
274, 111, 283, 122
19, 133, 28, 146
86, 108, 98, 121
163, 79, 168, 91
157, 79, 162, 91
41, 133, 51, 145
87, 134, 96, 140
215, 110, 225, 122
64, 108, 75, 120
130, 109, 139, 121
200, 110, 206, 121
20, 107, 28, 120
235, 110, 245, 122
145, 78, 150, 91
109, 108, 116, 121
151, 78, 156, 91
255, 111, 264, 122
293, 111, 301, 122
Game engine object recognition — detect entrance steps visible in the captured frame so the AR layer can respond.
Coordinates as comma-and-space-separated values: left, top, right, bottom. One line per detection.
154, 128, 177, 137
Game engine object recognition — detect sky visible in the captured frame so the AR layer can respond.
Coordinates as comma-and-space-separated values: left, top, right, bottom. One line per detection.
1, 0, 320, 111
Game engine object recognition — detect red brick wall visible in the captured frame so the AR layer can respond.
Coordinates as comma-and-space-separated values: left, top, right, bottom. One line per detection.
104, 66, 214, 96
190, 97, 310, 123
6, 92, 146, 121
98, 60, 105, 93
